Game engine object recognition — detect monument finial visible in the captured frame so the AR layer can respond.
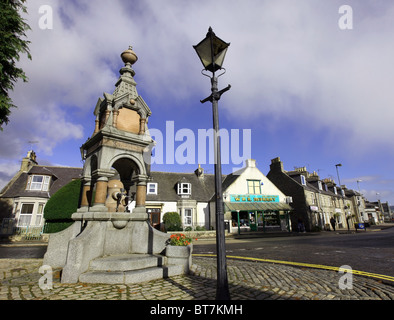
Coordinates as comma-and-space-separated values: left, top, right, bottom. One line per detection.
121, 45, 138, 65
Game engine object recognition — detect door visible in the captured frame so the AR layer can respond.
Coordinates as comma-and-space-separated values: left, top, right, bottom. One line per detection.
148, 208, 161, 230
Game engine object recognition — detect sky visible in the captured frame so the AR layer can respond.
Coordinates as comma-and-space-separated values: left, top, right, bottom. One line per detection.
1, 0, 394, 205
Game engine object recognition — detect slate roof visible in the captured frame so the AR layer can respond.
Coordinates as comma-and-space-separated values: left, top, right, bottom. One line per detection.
1, 166, 82, 199
145, 171, 219, 202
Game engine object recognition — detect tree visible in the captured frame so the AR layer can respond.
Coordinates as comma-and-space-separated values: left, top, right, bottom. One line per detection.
0, 0, 31, 130
162, 212, 182, 231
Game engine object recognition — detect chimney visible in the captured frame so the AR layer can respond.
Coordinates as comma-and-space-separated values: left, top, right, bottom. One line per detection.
20, 150, 38, 172
270, 157, 284, 172
195, 164, 204, 177
245, 159, 256, 168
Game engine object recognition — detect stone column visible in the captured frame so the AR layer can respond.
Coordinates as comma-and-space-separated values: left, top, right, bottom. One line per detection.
79, 179, 92, 212
92, 176, 109, 212
139, 118, 146, 135
131, 174, 149, 220
112, 109, 120, 128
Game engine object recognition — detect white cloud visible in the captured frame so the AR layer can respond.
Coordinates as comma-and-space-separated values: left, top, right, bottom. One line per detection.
2, 0, 394, 163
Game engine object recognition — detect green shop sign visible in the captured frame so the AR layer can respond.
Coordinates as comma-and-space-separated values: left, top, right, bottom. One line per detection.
230, 194, 279, 203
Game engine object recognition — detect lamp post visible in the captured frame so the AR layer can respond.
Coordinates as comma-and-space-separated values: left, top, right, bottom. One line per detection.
335, 163, 342, 188
193, 27, 231, 300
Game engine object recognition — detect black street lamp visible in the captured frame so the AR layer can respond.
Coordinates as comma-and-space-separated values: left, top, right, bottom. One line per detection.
193, 27, 231, 300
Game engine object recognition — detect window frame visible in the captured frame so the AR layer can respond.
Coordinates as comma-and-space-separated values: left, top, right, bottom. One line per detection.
147, 182, 158, 195
247, 180, 261, 194
184, 208, 193, 226
26, 175, 51, 191
177, 182, 191, 195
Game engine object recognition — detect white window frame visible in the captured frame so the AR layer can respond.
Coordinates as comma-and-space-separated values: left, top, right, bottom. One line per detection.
147, 182, 158, 195
178, 183, 191, 195
300, 175, 306, 186
26, 175, 51, 191
184, 208, 192, 226
18, 203, 34, 227
318, 181, 323, 190
334, 186, 337, 195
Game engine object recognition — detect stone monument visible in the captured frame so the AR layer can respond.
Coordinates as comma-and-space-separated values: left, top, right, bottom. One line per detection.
43, 46, 192, 284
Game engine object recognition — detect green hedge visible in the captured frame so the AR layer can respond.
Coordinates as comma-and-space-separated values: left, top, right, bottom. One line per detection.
162, 212, 182, 231
43, 179, 81, 233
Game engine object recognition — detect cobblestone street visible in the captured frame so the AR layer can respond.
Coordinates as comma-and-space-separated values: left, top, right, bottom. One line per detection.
1, 257, 393, 301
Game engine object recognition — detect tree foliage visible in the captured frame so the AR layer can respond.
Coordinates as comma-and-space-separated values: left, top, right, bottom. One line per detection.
162, 212, 182, 231
43, 179, 81, 233
0, 0, 31, 129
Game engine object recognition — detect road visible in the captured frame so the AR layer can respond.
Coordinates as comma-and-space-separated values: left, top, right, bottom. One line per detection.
0, 226, 393, 279
193, 226, 394, 279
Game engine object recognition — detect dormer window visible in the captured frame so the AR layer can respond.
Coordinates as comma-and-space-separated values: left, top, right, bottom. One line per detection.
26, 175, 51, 191
300, 175, 306, 186
318, 181, 323, 191
178, 182, 191, 195
334, 186, 337, 195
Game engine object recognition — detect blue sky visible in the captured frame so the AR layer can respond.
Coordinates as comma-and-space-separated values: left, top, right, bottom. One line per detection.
1, 0, 394, 205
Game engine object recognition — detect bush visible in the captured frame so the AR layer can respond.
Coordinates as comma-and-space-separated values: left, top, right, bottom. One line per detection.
43, 179, 81, 233
162, 212, 182, 231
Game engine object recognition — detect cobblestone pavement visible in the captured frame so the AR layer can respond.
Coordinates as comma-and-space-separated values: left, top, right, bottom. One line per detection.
1, 257, 393, 301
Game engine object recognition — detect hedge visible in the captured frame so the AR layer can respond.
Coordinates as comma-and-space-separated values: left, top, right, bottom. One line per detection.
162, 211, 182, 231
43, 179, 81, 233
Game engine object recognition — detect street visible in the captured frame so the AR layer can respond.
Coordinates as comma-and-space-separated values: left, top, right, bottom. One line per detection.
0, 226, 393, 280
194, 226, 394, 279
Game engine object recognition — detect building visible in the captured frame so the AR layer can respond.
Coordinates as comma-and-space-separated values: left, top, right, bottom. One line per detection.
0, 151, 82, 233
143, 166, 216, 230
220, 159, 293, 233
267, 157, 355, 232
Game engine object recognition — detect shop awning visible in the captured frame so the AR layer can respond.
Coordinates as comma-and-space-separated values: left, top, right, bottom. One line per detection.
224, 202, 293, 212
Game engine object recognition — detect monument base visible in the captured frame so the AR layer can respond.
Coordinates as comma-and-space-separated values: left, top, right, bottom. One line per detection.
43, 207, 192, 284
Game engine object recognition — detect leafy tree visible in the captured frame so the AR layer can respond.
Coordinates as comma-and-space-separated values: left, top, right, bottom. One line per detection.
0, 0, 31, 130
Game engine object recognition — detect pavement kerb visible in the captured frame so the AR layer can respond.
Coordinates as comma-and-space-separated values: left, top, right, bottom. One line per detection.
193, 253, 394, 285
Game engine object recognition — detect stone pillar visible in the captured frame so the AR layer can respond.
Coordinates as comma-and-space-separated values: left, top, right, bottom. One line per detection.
94, 116, 100, 134
139, 118, 146, 135
136, 184, 147, 207
79, 179, 92, 212
112, 109, 119, 128
92, 176, 109, 211
131, 175, 149, 220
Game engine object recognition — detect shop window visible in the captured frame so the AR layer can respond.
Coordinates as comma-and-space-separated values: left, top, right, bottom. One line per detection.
26, 175, 51, 191
147, 183, 158, 195
177, 183, 191, 195
18, 203, 34, 227
247, 180, 261, 194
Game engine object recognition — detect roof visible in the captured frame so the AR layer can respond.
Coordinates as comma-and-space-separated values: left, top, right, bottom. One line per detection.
0, 166, 82, 199
145, 171, 219, 202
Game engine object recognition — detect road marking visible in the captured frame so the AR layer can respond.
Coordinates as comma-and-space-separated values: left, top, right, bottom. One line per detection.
193, 253, 394, 283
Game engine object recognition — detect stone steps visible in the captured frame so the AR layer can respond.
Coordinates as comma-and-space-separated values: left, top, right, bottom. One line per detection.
78, 254, 184, 284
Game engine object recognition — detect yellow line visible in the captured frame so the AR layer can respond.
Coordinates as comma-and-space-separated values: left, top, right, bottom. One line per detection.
193, 253, 394, 283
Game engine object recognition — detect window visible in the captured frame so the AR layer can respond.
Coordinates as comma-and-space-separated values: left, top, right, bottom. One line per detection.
178, 183, 191, 195
300, 175, 306, 186
318, 181, 323, 190
35, 203, 45, 225
333, 187, 337, 195
147, 183, 158, 195
247, 180, 261, 194
18, 203, 34, 227
26, 175, 50, 191
184, 208, 192, 226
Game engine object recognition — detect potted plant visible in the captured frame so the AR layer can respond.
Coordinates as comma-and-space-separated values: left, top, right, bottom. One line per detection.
166, 233, 194, 272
